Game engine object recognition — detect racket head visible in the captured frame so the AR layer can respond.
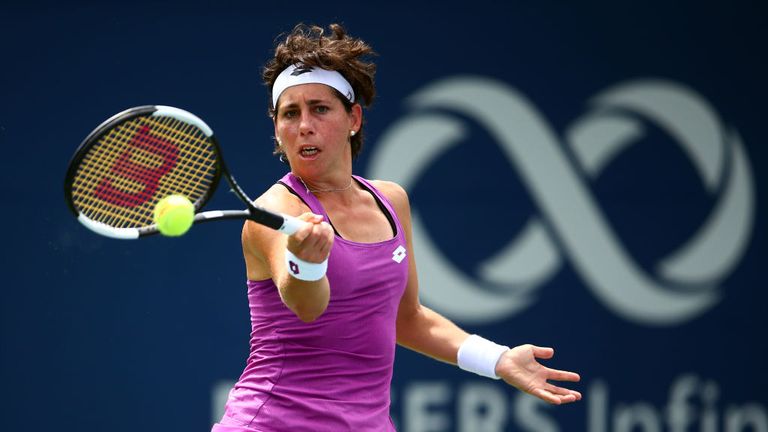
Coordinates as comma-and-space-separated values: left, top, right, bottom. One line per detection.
64, 105, 223, 239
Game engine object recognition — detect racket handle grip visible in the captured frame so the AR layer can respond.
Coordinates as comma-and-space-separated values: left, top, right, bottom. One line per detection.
278, 215, 308, 235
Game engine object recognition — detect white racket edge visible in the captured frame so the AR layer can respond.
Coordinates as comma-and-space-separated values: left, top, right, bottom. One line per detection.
153, 105, 214, 136
77, 214, 139, 239
79, 212, 308, 239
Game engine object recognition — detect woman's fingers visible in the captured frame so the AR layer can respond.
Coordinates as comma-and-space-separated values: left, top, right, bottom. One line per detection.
547, 367, 581, 382
544, 382, 582, 399
534, 387, 580, 405
531, 345, 554, 359
288, 215, 334, 263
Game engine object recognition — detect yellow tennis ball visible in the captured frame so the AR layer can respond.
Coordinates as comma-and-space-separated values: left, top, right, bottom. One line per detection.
154, 194, 195, 236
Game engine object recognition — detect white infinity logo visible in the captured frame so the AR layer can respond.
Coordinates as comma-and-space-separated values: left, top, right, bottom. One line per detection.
368, 77, 754, 326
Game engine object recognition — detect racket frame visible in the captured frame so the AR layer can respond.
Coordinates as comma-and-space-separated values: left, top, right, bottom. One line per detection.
64, 105, 301, 239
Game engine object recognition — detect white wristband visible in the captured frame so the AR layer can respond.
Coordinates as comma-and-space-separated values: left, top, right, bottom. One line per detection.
457, 334, 509, 379
285, 249, 328, 281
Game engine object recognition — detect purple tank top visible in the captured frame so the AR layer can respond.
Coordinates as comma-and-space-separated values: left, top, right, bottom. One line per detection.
215, 173, 408, 431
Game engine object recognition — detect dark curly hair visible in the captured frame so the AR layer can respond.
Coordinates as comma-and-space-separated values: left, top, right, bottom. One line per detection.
263, 23, 377, 160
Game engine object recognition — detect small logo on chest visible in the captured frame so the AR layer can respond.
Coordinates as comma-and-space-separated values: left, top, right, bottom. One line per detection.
392, 245, 407, 263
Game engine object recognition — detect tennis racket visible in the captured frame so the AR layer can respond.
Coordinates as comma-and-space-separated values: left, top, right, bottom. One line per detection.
64, 105, 306, 239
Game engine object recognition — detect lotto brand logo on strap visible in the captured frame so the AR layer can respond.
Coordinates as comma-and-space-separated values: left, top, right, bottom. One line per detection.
288, 260, 300, 275
392, 245, 407, 263
369, 77, 755, 327
284, 249, 328, 281
291, 66, 313, 76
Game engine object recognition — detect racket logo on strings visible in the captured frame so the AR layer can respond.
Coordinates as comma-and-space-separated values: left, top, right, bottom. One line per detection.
94, 125, 179, 208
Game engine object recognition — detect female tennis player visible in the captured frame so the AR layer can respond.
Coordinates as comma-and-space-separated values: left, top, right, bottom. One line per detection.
212, 23, 581, 432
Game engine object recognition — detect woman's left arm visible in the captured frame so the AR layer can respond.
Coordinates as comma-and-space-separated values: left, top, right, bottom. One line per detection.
371, 180, 466, 361
376, 180, 582, 405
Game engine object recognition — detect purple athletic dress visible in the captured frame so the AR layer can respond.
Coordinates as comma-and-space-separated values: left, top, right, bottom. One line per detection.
212, 173, 408, 431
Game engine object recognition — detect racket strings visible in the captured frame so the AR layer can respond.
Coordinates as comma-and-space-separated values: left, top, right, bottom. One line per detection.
82, 118, 215, 227
75, 119, 176, 227
71, 115, 218, 228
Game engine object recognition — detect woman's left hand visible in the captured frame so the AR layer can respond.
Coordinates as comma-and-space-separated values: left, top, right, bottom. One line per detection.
495, 344, 582, 404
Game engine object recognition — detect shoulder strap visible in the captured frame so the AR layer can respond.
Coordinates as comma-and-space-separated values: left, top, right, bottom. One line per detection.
353, 176, 401, 237
276, 173, 327, 218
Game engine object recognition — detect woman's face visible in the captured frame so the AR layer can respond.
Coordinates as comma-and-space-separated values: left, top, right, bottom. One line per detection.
274, 83, 361, 176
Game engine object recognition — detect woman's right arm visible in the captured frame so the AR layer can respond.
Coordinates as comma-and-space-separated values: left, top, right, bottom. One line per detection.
241, 185, 334, 322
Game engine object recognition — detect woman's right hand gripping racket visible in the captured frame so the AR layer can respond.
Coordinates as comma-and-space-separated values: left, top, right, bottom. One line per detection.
64, 105, 307, 239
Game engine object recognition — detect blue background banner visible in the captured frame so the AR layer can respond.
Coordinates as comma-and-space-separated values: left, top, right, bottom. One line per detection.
1, 1, 766, 431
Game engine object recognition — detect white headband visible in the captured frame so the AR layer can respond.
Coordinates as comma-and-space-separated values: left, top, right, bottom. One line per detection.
272, 64, 355, 108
